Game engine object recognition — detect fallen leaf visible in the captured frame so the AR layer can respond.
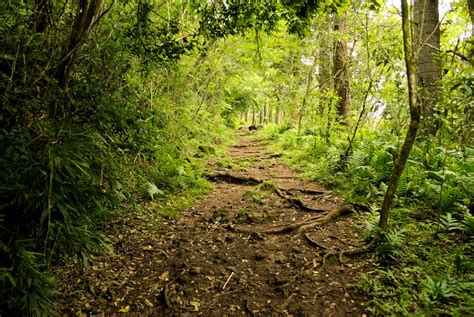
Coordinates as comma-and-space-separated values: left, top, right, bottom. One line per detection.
190, 301, 200, 311
159, 271, 169, 281
144, 298, 153, 307
118, 305, 130, 313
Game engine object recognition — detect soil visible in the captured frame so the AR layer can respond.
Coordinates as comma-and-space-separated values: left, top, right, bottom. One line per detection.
56, 131, 371, 316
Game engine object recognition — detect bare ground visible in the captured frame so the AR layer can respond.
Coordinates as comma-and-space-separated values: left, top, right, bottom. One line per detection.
56, 131, 371, 316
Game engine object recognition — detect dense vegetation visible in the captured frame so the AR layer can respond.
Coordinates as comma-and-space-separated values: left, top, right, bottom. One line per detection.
1, 0, 472, 315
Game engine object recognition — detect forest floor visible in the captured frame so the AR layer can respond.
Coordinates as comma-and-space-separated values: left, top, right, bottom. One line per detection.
57, 130, 372, 316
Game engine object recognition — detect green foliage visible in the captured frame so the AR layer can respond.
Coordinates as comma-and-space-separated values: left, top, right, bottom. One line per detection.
439, 213, 463, 232
0, 0, 234, 314
0, 239, 58, 316
376, 229, 406, 263
462, 212, 474, 235
243, 189, 269, 203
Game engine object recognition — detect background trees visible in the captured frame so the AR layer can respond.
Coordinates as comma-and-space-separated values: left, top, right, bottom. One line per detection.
1, 0, 472, 315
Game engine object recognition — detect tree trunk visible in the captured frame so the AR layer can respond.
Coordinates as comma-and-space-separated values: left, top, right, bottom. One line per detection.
56, 0, 105, 90
318, 18, 333, 116
299, 49, 317, 133
33, 0, 52, 32
467, 0, 474, 35
333, 13, 350, 120
275, 107, 282, 125
379, 0, 421, 231
263, 104, 269, 124
414, 0, 441, 136
252, 107, 256, 125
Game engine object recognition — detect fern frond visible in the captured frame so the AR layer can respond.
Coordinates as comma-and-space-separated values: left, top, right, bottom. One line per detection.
146, 182, 164, 200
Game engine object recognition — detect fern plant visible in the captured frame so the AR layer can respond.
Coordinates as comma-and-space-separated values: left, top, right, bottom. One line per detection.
146, 182, 164, 200
462, 211, 474, 235
376, 228, 406, 263
439, 213, 463, 232
422, 276, 455, 304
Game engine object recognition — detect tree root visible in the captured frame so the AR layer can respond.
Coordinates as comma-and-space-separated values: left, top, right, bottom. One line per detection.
257, 204, 353, 235
162, 283, 171, 308
274, 188, 326, 213
286, 188, 329, 195
322, 240, 376, 266
303, 233, 329, 249
206, 172, 326, 213
205, 173, 264, 185
250, 215, 323, 234
296, 204, 353, 234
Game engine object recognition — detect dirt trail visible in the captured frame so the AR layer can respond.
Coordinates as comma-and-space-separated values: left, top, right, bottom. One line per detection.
58, 131, 369, 316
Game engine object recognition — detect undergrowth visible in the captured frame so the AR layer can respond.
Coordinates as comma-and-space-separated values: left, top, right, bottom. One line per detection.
258, 123, 474, 315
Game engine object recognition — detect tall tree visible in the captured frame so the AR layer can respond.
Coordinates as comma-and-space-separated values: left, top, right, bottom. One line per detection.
56, 0, 109, 90
333, 12, 351, 120
379, 0, 421, 231
414, 0, 441, 136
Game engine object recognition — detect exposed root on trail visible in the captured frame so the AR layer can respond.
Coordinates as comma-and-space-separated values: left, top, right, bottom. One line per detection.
245, 204, 353, 235
274, 187, 326, 213
163, 283, 171, 308
205, 173, 264, 185
322, 246, 372, 266
303, 233, 329, 249
286, 188, 329, 195
295, 204, 353, 233
321, 240, 376, 266
206, 173, 326, 213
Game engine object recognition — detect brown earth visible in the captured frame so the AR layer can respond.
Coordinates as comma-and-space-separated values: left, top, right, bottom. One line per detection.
57, 131, 371, 316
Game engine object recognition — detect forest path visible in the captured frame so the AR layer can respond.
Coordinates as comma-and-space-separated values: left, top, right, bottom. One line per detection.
58, 131, 369, 316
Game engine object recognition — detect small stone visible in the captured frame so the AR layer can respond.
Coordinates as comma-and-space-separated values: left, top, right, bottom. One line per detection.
190, 267, 202, 275
274, 252, 286, 263
254, 253, 265, 261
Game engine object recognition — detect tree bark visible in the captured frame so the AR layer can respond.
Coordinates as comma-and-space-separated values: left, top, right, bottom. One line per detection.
467, 0, 474, 35
56, 0, 106, 90
333, 13, 351, 120
33, 0, 52, 32
379, 0, 421, 231
414, 0, 441, 136
318, 17, 333, 117
275, 106, 281, 124
263, 104, 269, 124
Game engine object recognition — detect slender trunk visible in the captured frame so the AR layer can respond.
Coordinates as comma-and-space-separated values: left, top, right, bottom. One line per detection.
469, 0, 474, 35
379, 0, 421, 231
263, 104, 268, 124
414, 0, 441, 136
333, 12, 351, 120
252, 107, 256, 126
275, 107, 281, 124
342, 10, 373, 160
33, 0, 52, 32
319, 18, 333, 117
299, 49, 317, 133
56, 0, 106, 90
